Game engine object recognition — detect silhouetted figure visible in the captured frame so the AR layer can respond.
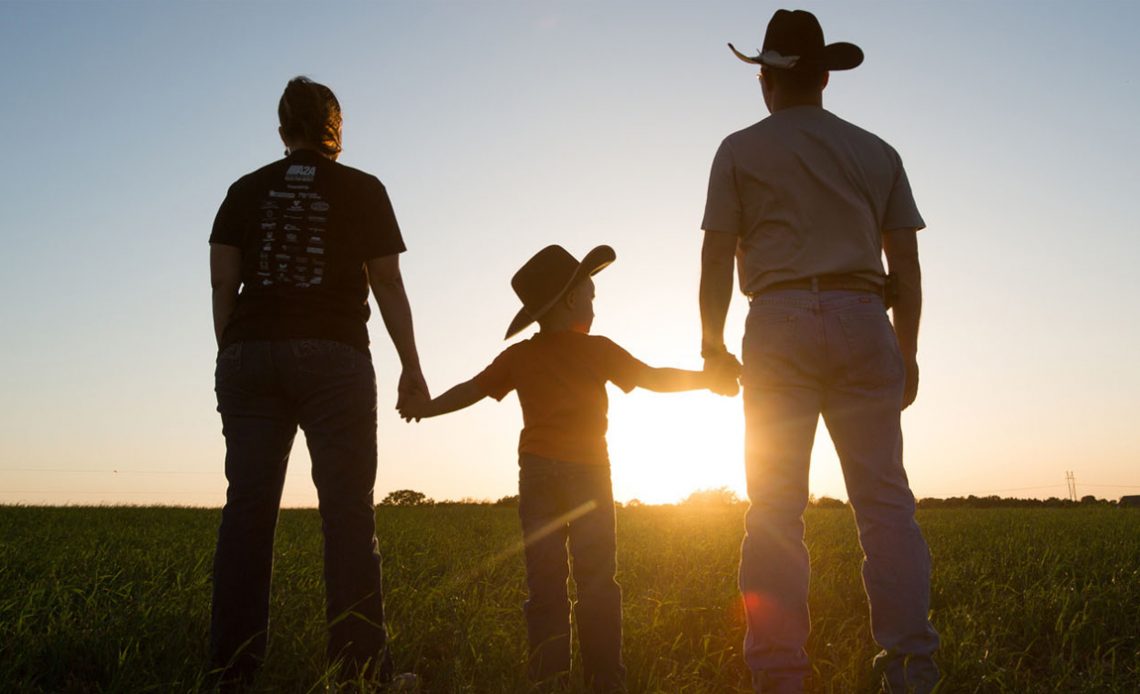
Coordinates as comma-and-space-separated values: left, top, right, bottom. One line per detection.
700, 10, 939, 693
399, 245, 733, 692
208, 76, 428, 688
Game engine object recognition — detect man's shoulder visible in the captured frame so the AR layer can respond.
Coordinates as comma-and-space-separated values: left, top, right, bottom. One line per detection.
820, 111, 900, 157
721, 118, 774, 146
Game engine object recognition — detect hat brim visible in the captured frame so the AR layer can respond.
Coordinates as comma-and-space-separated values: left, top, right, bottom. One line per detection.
504, 245, 616, 339
727, 41, 863, 71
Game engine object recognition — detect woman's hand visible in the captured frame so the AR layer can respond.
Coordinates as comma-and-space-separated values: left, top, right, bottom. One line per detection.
397, 368, 430, 414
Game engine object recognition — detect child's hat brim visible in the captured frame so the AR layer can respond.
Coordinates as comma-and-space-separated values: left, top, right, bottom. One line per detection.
504, 245, 615, 339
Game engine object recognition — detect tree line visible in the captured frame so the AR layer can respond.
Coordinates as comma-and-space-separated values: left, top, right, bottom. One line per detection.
379, 488, 1134, 509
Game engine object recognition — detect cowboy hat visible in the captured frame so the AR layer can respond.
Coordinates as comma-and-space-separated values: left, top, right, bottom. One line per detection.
504, 245, 615, 339
728, 9, 863, 72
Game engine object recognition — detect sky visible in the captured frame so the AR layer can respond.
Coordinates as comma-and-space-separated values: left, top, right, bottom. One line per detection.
1, 1, 1138, 507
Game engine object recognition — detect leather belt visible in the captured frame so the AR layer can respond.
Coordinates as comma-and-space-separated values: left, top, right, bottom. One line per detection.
749, 274, 885, 299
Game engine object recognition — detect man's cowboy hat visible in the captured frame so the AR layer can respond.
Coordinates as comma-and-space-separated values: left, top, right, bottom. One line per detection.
504, 245, 615, 339
728, 9, 863, 72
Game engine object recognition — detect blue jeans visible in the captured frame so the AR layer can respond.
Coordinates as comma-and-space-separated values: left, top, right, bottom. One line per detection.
739, 291, 939, 694
210, 339, 391, 682
518, 454, 626, 692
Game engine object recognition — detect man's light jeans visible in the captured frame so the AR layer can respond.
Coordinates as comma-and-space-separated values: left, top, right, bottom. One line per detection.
739, 290, 939, 693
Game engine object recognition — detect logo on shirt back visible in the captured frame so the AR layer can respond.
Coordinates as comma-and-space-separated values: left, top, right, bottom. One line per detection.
285, 164, 316, 183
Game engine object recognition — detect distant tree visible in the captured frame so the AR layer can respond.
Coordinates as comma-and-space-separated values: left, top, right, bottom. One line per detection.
494, 494, 520, 507
681, 487, 743, 506
626, 498, 644, 508
1080, 495, 1099, 505
381, 489, 434, 507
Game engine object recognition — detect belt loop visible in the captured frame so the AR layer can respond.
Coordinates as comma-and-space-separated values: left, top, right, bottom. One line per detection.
810, 276, 819, 293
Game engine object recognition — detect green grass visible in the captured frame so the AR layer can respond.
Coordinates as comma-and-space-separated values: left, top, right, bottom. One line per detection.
0, 506, 1136, 692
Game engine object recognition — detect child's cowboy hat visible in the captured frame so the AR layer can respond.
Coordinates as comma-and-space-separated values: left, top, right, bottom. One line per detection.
728, 9, 863, 72
504, 245, 615, 339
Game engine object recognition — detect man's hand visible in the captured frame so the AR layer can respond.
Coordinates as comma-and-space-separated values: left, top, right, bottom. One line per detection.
704, 351, 742, 397
902, 356, 919, 410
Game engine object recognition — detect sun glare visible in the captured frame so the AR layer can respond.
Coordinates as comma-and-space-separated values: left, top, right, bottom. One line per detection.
607, 389, 747, 505
607, 389, 850, 506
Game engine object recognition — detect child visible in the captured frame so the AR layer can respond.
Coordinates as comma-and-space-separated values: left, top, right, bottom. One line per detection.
399, 244, 735, 692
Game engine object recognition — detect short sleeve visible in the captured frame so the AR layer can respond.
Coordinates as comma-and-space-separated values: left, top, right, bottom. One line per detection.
882, 151, 926, 232
360, 177, 407, 260
701, 138, 742, 235
209, 182, 246, 247
473, 347, 517, 401
594, 337, 650, 394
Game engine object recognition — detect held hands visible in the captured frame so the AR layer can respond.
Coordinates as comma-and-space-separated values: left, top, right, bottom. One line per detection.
703, 350, 742, 397
397, 398, 430, 422
397, 368, 430, 422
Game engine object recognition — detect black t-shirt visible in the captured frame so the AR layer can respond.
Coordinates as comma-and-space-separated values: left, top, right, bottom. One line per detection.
209, 149, 405, 352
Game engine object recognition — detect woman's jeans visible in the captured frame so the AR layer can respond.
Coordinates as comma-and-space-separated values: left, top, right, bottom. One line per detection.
518, 454, 626, 692
739, 291, 939, 694
211, 339, 390, 681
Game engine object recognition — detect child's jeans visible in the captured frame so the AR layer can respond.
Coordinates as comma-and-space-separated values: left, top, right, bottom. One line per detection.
518, 454, 626, 692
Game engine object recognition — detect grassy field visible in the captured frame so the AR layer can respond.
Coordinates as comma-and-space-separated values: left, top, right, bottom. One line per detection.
0, 505, 1137, 692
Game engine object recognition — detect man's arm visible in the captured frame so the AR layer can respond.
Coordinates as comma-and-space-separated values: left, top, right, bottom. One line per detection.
366, 254, 429, 408
883, 228, 922, 409
210, 244, 242, 347
699, 229, 741, 395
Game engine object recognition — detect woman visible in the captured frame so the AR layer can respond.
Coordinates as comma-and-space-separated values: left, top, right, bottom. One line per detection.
208, 76, 427, 686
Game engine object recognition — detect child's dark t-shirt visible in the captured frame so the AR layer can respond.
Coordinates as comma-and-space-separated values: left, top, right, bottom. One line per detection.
474, 331, 649, 465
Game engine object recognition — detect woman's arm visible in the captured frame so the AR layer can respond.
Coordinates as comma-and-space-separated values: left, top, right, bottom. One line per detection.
366, 254, 430, 407
400, 379, 487, 421
210, 244, 242, 347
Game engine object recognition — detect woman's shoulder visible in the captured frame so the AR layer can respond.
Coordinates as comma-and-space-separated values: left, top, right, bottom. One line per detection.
327, 160, 388, 192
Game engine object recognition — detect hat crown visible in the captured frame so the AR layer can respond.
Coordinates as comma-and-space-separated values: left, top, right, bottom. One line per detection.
763, 9, 826, 60
511, 245, 580, 315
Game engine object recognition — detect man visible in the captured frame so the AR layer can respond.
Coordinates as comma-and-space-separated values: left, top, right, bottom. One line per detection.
698, 10, 940, 694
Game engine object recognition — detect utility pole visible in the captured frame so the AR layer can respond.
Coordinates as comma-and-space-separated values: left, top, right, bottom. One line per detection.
1066, 471, 1077, 502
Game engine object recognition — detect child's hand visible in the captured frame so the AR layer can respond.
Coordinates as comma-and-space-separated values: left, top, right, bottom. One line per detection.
704, 352, 742, 397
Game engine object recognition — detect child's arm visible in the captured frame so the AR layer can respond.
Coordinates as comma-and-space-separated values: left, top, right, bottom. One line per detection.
633, 357, 738, 394
400, 379, 487, 421
636, 367, 714, 393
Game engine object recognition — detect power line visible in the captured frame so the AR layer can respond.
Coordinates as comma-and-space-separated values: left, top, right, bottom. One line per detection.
971, 484, 1065, 494
0, 468, 217, 475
